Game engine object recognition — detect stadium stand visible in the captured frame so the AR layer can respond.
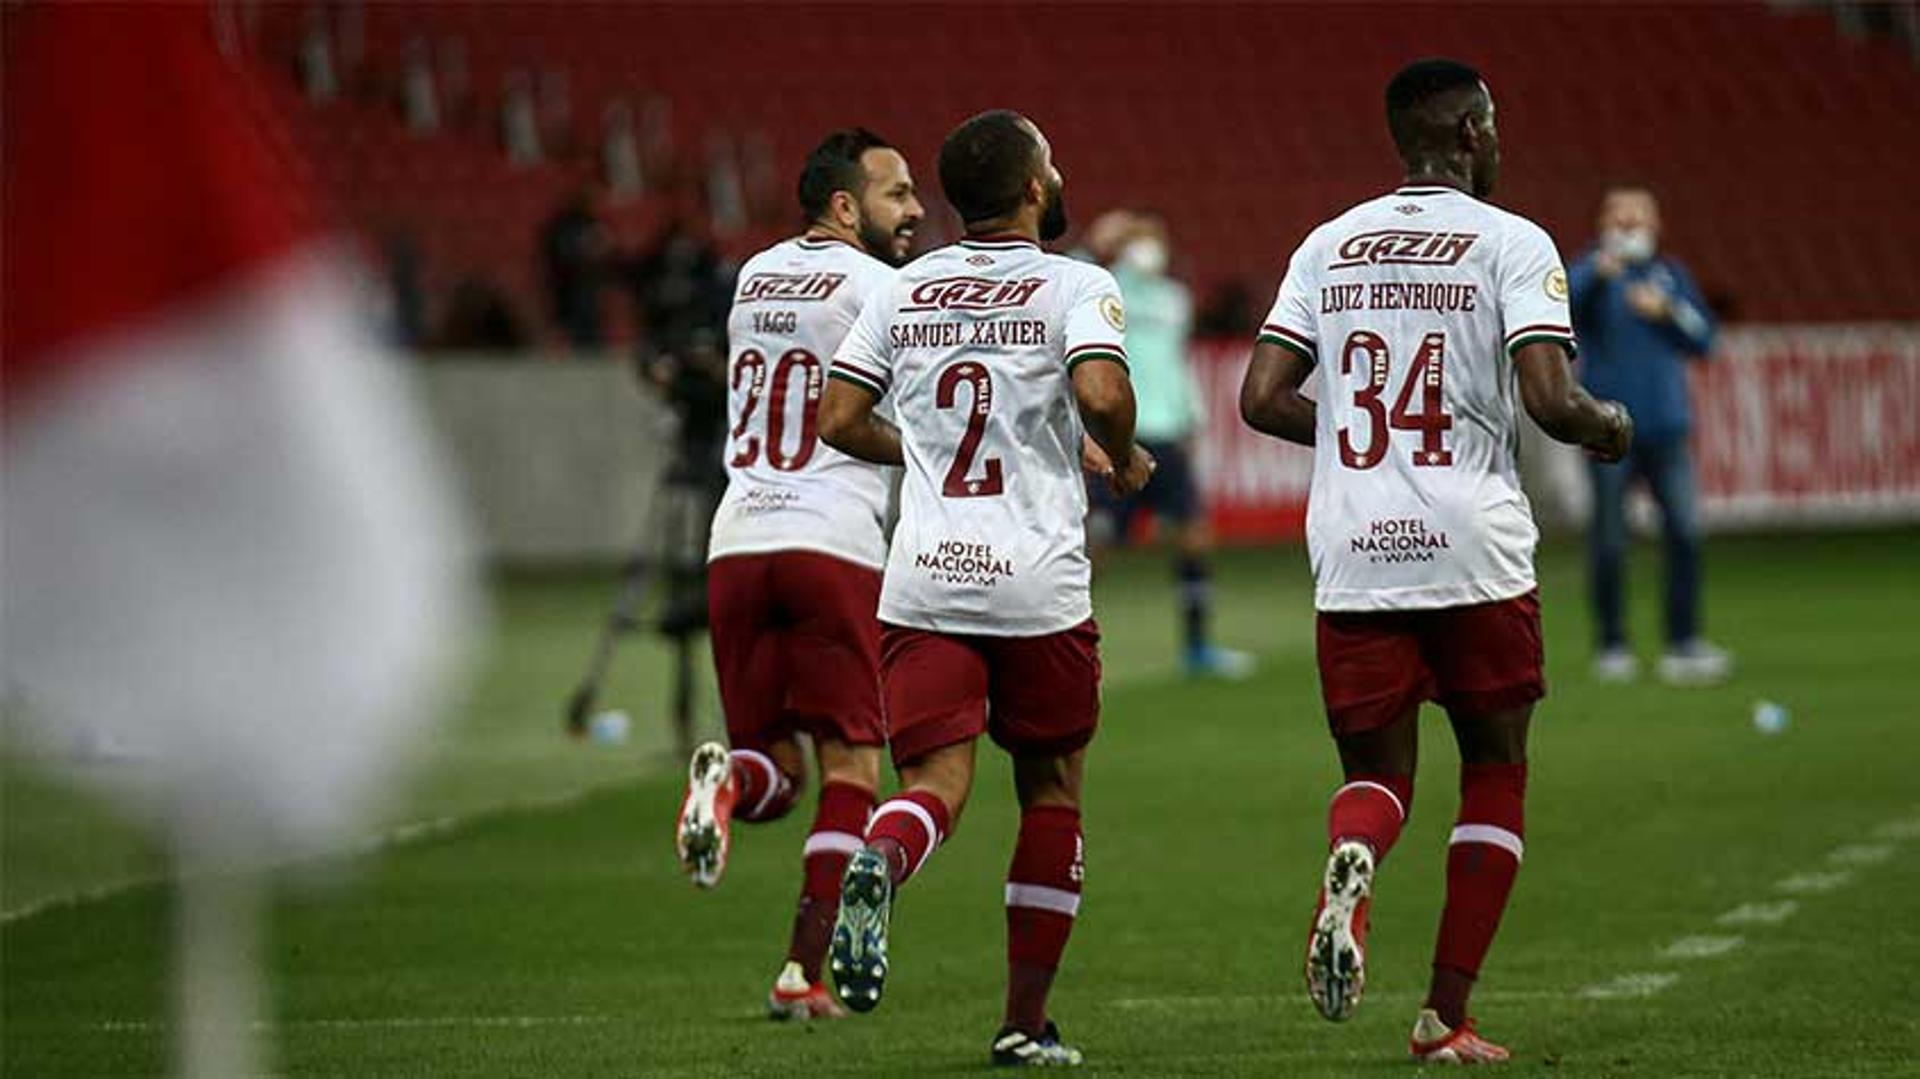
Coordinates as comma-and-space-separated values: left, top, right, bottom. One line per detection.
242, 2, 1920, 343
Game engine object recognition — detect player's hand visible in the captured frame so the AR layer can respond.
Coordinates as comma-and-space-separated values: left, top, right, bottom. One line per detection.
1626, 281, 1672, 321
1584, 401, 1633, 463
1081, 435, 1114, 480
1108, 444, 1157, 498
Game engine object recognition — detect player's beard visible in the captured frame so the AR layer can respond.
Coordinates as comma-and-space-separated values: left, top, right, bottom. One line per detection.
1039, 180, 1068, 243
856, 212, 911, 267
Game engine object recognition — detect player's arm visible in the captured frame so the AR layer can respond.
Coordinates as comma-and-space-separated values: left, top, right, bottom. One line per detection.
819, 376, 903, 466
1072, 358, 1154, 497
1240, 339, 1316, 446
1514, 340, 1632, 462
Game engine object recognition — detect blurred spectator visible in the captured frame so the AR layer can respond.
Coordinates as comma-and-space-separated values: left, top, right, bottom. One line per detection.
297, 8, 336, 102
381, 230, 426, 348
501, 70, 542, 164
1086, 210, 1254, 679
602, 99, 644, 200
705, 131, 748, 237
1569, 184, 1731, 686
400, 38, 438, 133
1196, 277, 1257, 338
627, 219, 732, 357
436, 274, 527, 352
540, 187, 611, 350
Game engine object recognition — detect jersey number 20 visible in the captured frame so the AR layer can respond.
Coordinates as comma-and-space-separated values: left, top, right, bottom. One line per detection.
729, 348, 821, 471
1337, 329, 1454, 470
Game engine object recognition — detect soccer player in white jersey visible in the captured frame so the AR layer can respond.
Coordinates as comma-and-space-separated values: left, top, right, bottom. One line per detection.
817, 110, 1154, 1067
673, 128, 923, 1021
1240, 60, 1632, 1064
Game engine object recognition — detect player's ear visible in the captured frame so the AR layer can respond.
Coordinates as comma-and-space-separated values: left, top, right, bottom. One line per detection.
1459, 109, 1490, 155
829, 188, 861, 228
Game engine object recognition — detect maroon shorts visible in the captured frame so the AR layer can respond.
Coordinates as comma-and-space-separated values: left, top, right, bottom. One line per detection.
879, 619, 1102, 766
1316, 591, 1545, 736
707, 551, 884, 752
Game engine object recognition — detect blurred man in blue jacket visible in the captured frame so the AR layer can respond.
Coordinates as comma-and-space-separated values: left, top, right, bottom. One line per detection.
1569, 185, 1731, 685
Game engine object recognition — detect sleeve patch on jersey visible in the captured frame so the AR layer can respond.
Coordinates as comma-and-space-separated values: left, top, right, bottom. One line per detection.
1544, 268, 1569, 301
1065, 347, 1128, 372
1258, 324, 1317, 362
1099, 294, 1126, 332
829, 365, 887, 395
1506, 332, 1578, 359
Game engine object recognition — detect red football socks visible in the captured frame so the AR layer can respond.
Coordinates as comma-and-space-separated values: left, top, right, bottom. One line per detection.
729, 748, 797, 822
1327, 773, 1414, 861
1004, 805, 1084, 1035
865, 790, 951, 886
1428, 762, 1528, 1026
787, 781, 872, 981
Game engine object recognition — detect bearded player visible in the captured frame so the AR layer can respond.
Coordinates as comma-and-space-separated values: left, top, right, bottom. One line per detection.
817, 110, 1153, 1067
673, 128, 922, 1021
1240, 61, 1632, 1063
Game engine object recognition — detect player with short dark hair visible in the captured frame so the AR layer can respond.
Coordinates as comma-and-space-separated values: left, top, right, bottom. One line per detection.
1241, 59, 1632, 1063
673, 127, 922, 1021
817, 109, 1153, 1067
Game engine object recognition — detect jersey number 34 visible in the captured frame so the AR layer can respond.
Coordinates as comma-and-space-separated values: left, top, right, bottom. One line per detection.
1337, 329, 1454, 470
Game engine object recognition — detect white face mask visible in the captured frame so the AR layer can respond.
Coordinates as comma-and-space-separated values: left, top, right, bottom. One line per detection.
1119, 237, 1168, 275
1603, 227, 1656, 263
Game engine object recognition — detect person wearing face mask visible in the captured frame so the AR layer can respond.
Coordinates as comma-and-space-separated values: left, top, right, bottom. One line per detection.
1089, 210, 1255, 679
1568, 184, 1730, 685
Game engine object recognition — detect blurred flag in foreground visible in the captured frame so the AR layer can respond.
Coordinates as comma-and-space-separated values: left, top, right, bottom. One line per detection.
3, 6, 475, 1074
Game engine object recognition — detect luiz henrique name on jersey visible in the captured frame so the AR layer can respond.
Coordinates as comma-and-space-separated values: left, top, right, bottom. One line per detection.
1260, 186, 1579, 613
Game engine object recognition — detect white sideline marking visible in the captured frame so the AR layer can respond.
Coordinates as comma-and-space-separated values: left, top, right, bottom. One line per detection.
1661, 934, 1744, 960
1774, 870, 1854, 895
1578, 972, 1679, 1000
1716, 900, 1799, 927
1108, 988, 1564, 1012
0, 782, 625, 926
1827, 843, 1894, 867
1871, 818, 1920, 842
96, 1015, 621, 1033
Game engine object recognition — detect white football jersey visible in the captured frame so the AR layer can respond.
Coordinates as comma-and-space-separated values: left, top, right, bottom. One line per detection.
833, 236, 1128, 636
708, 236, 898, 569
1262, 186, 1577, 611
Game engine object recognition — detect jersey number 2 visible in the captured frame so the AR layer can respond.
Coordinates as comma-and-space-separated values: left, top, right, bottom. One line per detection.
729, 348, 822, 471
1336, 330, 1454, 470
937, 361, 1004, 498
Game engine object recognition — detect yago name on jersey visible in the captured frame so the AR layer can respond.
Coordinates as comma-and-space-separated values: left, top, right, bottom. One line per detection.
832, 236, 1127, 636
1262, 186, 1577, 612
709, 236, 898, 569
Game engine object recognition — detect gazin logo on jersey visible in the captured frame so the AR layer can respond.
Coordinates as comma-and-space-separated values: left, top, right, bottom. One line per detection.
903, 276, 1047, 312
736, 272, 846, 303
1329, 230, 1479, 270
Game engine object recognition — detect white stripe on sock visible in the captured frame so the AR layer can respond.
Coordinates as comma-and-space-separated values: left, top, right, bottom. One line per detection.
871, 799, 941, 875
1334, 780, 1406, 822
1005, 882, 1082, 916
802, 831, 865, 858
729, 749, 782, 818
1450, 823, 1525, 862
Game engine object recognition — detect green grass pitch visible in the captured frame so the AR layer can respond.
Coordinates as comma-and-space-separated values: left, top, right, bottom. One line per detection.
5, 530, 1918, 1075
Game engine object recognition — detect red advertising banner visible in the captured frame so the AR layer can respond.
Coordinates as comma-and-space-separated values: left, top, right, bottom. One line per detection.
1690, 326, 1920, 527
1190, 327, 1920, 541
